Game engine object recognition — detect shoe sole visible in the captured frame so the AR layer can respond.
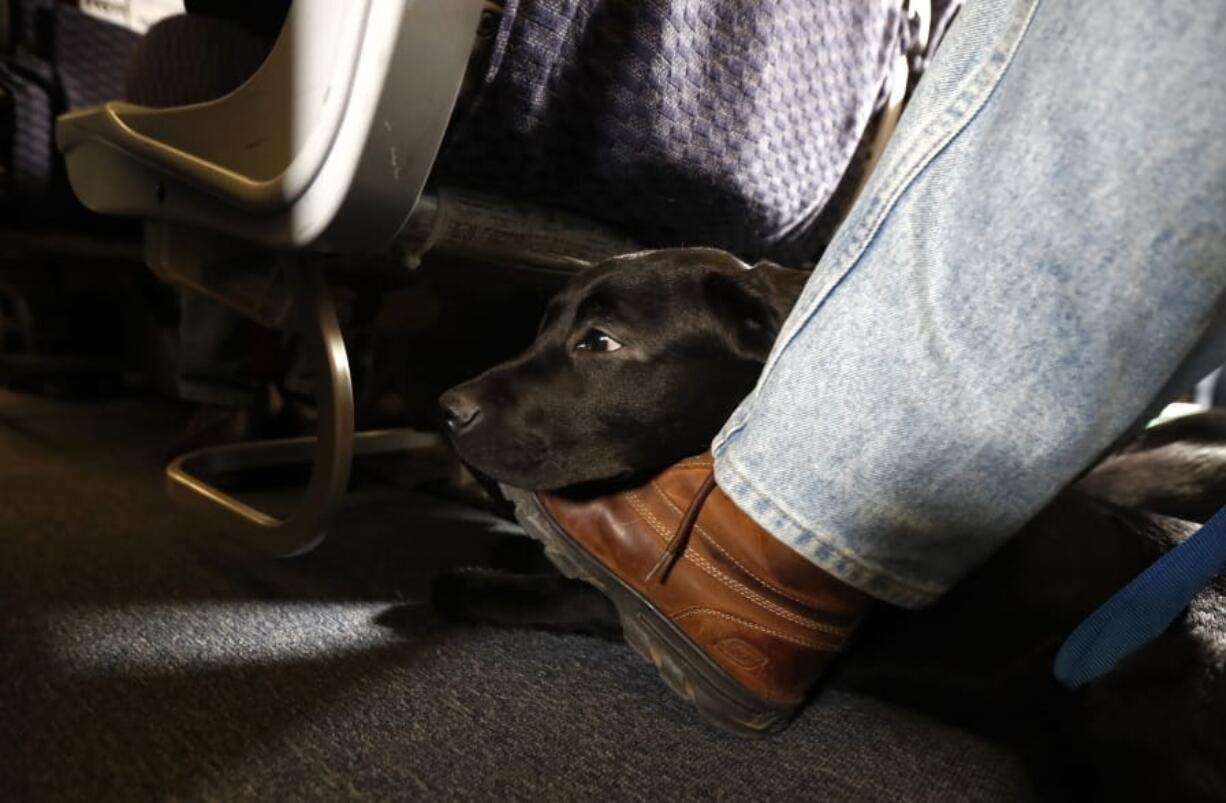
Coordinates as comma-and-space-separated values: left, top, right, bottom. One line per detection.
502, 485, 797, 737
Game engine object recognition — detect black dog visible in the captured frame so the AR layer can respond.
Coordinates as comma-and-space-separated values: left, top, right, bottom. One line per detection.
439, 248, 806, 489
436, 248, 1226, 801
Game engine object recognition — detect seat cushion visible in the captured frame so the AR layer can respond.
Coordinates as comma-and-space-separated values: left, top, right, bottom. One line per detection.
433, 0, 903, 264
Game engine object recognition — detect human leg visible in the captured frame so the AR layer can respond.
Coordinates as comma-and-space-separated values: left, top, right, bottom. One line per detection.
714, 0, 1226, 607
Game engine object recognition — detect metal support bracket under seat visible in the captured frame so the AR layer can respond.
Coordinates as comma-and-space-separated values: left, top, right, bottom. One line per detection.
164, 265, 438, 556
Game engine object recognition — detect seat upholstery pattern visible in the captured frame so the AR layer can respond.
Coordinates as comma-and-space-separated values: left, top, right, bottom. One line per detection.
1, 1, 136, 221
433, 0, 903, 264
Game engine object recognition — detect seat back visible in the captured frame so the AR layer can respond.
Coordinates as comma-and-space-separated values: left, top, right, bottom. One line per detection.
57, 0, 483, 253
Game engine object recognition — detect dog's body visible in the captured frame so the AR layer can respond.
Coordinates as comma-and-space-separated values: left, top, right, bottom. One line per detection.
437, 248, 1226, 800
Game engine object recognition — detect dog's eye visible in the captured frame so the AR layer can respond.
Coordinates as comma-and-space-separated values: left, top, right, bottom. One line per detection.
575, 329, 623, 353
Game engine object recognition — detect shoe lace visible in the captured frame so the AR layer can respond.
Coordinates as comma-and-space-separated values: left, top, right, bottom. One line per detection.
644, 471, 717, 584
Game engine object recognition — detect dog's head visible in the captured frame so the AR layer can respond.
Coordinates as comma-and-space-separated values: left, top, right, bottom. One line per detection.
439, 248, 807, 490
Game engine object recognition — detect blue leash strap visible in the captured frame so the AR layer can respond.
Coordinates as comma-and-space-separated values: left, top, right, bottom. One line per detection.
1054, 502, 1226, 688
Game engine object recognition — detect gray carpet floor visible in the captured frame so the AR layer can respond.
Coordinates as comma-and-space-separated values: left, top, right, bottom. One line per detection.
0, 390, 1039, 801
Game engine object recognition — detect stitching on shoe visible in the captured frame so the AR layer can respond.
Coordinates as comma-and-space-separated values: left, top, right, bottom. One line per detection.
650, 479, 820, 610
626, 490, 848, 636
627, 490, 835, 632
673, 608, 844, 650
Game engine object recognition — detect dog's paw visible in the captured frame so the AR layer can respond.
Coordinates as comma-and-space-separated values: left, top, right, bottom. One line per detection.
429, 567, 621, 638
489, 534, 555, 573
430, 567, 494, 623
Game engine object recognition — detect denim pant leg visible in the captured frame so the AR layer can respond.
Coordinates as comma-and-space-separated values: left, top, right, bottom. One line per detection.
712, 0, 1226, 608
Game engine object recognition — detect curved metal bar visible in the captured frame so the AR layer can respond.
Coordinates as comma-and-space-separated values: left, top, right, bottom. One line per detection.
166, 428, 443, 555
166, 265, 356, 556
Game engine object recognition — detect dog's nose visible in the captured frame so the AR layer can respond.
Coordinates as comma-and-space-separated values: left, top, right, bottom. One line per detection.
439, 389, 482, 433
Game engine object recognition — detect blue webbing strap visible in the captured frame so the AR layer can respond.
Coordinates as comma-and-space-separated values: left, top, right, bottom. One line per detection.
1054, 503, 1226, 688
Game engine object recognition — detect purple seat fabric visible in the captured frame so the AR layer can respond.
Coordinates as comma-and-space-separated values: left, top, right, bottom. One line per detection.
1, 1, 138, 223
433, 0, 903, 264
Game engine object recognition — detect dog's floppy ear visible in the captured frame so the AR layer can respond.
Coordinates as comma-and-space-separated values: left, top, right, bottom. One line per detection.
750, 259, 810, 317
701, 260, 807, 361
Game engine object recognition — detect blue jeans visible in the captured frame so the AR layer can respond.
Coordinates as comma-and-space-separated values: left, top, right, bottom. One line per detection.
713, 0, 1226, 608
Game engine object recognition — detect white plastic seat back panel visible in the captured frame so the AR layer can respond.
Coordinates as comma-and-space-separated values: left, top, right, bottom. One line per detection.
57, 0, 483, 253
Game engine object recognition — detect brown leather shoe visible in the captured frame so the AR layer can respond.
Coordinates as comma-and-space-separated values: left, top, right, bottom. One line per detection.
501, 453, 872, 735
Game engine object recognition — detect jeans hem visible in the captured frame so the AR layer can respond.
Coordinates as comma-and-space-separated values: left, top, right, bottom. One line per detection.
713, 437, 944, 609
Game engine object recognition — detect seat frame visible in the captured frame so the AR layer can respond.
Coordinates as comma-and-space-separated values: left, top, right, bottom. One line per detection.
55, 0, 485, 556
52, 0, 929, 557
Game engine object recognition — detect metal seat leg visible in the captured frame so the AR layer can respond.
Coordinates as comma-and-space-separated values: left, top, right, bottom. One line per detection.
165, 265, 440, 556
